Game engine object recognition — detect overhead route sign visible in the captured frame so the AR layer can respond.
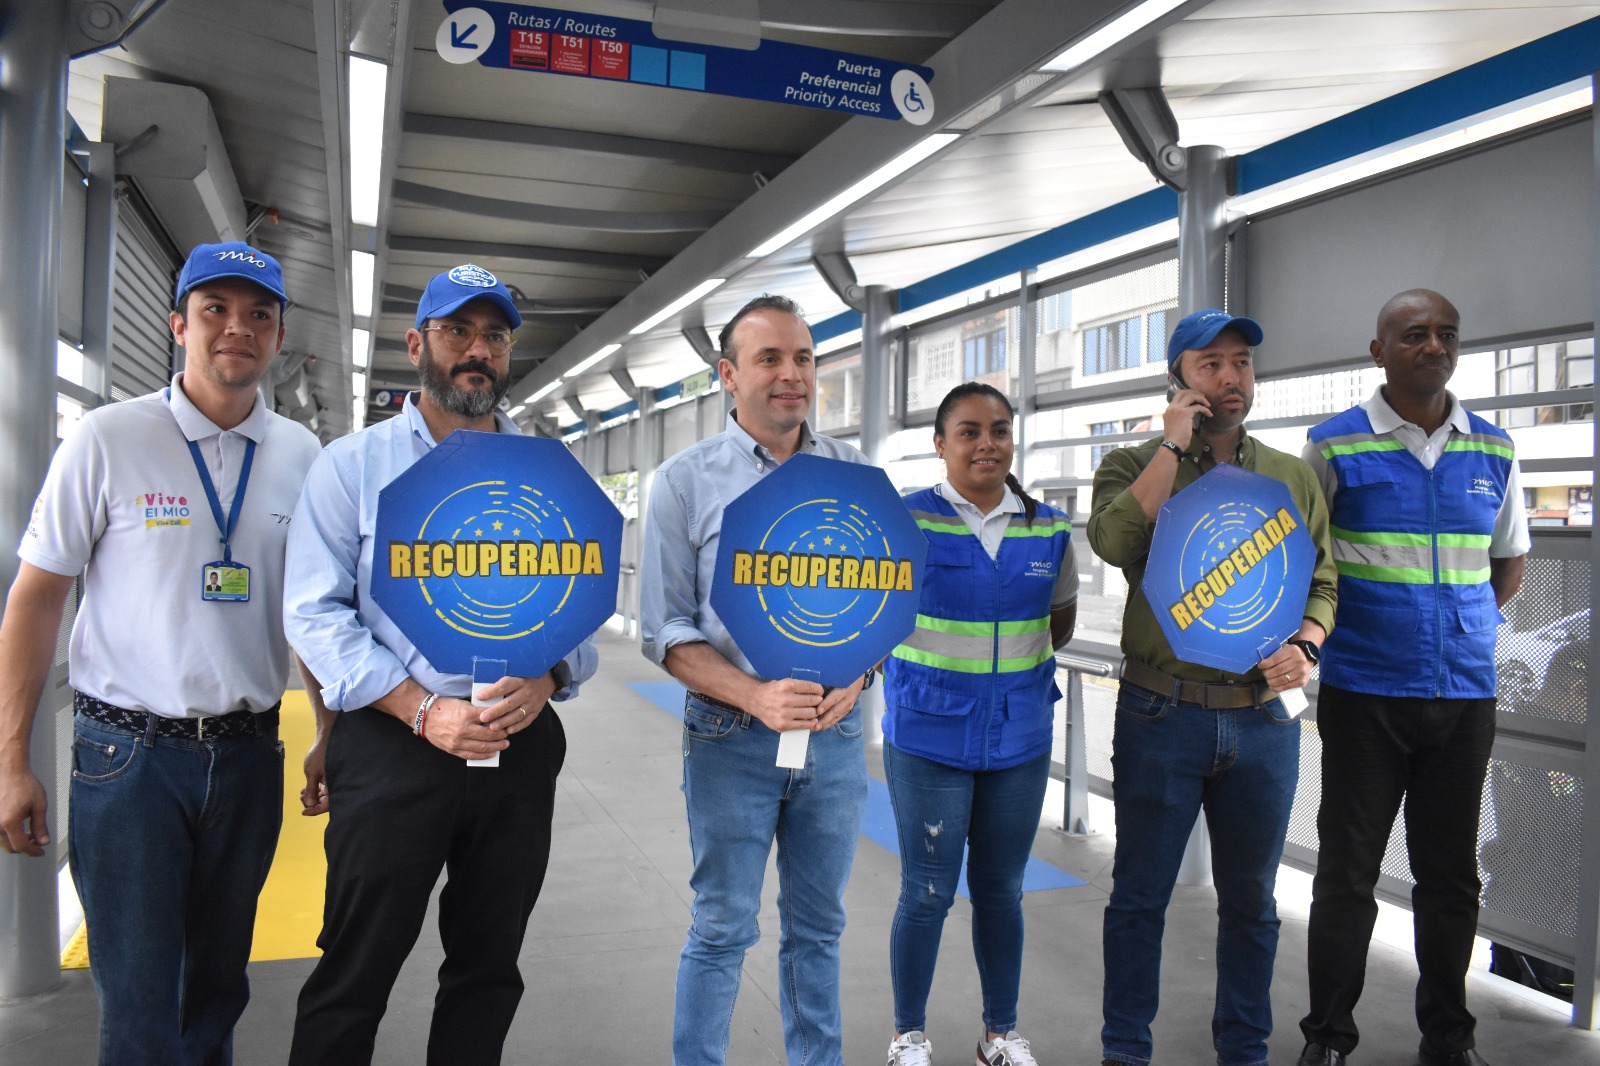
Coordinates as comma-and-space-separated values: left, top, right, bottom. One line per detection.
438, 1, 936, 123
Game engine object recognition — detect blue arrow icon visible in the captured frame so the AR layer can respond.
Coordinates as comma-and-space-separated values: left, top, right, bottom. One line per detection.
450, 20, 478, 49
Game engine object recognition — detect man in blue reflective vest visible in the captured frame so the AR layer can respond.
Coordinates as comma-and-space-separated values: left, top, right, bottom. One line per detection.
1296, 290, 1530, 1066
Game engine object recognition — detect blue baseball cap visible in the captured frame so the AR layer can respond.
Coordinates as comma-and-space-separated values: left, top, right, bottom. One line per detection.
415, 264, 522, 329
174, 242, 288, 309
1165, 309, 1264, 367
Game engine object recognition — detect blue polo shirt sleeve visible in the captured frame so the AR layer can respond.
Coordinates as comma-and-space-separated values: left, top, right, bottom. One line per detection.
283, 445, 411, 712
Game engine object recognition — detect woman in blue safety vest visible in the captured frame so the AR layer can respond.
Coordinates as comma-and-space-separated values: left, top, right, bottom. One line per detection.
882, 381, 1078, 1066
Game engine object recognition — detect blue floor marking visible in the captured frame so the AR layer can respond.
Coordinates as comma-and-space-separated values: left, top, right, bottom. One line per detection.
626, 681, 1084, 895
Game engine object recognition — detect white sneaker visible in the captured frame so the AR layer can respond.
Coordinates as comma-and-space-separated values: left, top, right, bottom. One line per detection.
976, 1031, 1040, 1066
888, 1030, 934, 1066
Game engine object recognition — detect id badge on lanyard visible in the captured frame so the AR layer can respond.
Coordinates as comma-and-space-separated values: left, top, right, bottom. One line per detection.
186, 433, 256, 604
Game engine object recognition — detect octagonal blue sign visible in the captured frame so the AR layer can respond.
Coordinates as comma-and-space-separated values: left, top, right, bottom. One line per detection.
1142, 463, 1315, 675
372, 430, 621, 677
711, 454, 926, 688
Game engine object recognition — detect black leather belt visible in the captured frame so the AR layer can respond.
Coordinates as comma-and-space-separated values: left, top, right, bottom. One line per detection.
686, 690, 746, 716
75, 691, 280, 741
1119, 658, 1270, 710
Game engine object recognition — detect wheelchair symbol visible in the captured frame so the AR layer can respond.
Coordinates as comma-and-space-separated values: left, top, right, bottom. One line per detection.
890, 70, 933, 125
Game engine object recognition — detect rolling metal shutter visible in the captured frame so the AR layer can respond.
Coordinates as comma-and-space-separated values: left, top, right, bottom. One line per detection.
110, 184, 179, 401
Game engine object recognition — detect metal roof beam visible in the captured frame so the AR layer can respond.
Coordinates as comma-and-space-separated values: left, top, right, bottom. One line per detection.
388, 234, 668, 274
382, 285, 613, 318
391, 179, 721, 234
512, 0, 1139, 405
761, 0, 990, 38
601, 0, 989, 38
682, 325, 718, 366
402, 113, 795, 176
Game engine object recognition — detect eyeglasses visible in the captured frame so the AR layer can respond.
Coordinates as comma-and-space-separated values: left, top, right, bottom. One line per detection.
421, 323, 515, 356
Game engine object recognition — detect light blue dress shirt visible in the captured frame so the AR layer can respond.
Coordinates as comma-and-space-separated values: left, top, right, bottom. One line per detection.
640, 412, 868, 677
284, 393, 598, 710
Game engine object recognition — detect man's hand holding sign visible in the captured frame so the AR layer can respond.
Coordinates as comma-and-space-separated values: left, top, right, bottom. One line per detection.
711, 452, 926, 765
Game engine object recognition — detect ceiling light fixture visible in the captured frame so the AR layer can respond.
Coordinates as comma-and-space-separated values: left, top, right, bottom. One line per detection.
528, 380, 562, 403
564, 343, 622, 379
746, 136, 957, 258
629, 278, 727, 335
348, 56, 388, 228
1040, 0, 1189, 73
351, 327, 371, 369
350, 250, 375, 318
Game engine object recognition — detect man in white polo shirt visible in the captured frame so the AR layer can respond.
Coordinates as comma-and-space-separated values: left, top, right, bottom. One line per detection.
0, 241, 321, 1065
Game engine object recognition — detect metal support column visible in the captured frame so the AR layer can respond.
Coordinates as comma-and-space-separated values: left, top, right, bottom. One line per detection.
1016, 268, 1037, 486
584, 412, 602, 476
0, 0, 71, 999
624, 387, 658, 638
1061, 671, 1091, 835
1173, 143, 1230, 888
79, 141, 117, 405
859, 285, 894, 466
1178, 145, 1229, 316
1573, 70, 1600, 1031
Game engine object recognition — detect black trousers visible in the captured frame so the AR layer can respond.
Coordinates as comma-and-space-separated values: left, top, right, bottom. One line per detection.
1299, 684, 1495, 1057
288, 704, 566, 1066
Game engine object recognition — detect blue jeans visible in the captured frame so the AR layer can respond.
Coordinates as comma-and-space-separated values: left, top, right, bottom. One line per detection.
68, 712, 283, 1066
884, 742, 1050, 1035
674, 695, 869, 1066
1101, 682, 1300, 1066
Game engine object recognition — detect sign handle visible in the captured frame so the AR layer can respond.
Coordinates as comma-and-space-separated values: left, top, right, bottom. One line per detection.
1257, 639, 1309, 719
777, 669, 821, 768
470, 657, 508, 768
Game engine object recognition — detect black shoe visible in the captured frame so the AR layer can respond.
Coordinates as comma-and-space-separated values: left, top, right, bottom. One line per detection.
1419, 1047, 1489, 1066
1297, 1042, 1347, 1066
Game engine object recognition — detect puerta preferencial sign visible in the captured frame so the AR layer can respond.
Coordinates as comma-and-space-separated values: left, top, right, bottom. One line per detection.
710, 454, 927, 688
437, 1, 936, 124
372, 430, 621, 678
1141, 463, 1316, 676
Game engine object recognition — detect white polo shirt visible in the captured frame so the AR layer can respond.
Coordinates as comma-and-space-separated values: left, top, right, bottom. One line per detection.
19, 374, 321, 718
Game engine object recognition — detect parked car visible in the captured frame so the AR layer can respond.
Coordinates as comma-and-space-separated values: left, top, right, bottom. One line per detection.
1496, 609, 1588, 717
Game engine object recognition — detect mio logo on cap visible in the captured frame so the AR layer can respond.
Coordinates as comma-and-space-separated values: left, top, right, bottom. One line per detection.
214, 249, 269, 268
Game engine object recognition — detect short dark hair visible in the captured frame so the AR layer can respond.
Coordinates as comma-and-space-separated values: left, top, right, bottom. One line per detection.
718, 294, 806, 365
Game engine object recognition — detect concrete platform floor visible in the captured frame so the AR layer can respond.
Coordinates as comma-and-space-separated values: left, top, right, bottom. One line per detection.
2, 624, 1596, 1065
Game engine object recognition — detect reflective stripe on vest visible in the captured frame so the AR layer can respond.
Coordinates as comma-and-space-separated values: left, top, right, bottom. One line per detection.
892, 613, 1053, 674
1329, 525, 1492, 585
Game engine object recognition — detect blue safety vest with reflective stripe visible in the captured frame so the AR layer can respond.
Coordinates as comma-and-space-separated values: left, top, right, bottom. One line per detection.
1308, 405, 1512, 699
883, 489, 1071, 771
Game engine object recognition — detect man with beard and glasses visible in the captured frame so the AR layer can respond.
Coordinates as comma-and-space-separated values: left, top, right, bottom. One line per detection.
1088, 310, 1337, 1066
282, 265, 597, 1066
1295, 291, 1528, 1066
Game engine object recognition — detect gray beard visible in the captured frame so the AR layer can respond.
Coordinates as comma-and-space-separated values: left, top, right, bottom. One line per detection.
418, 344, 507, 418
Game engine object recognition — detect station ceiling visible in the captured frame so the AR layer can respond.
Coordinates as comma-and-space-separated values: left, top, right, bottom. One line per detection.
65, 0, 1600, 436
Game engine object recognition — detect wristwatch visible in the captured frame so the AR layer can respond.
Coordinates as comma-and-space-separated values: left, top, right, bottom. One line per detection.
549, 659, 573, 692
1286, 639, 1320, 665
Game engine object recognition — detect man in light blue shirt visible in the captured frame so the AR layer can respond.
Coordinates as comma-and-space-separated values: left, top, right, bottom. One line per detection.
283, 265, 597, 1066
641, 294, 872, 1066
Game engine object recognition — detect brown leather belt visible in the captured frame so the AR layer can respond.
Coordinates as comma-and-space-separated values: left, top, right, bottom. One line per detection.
1119, 657, 1270, 710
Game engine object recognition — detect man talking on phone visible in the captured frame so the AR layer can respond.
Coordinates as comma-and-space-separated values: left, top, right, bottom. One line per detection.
1087, 309, 1337, 1066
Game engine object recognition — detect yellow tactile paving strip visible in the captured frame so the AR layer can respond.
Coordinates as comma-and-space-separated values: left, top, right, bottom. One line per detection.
60, 691, 329, 969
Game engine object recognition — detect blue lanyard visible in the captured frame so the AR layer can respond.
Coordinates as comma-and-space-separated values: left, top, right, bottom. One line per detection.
185, 437, 256, 564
